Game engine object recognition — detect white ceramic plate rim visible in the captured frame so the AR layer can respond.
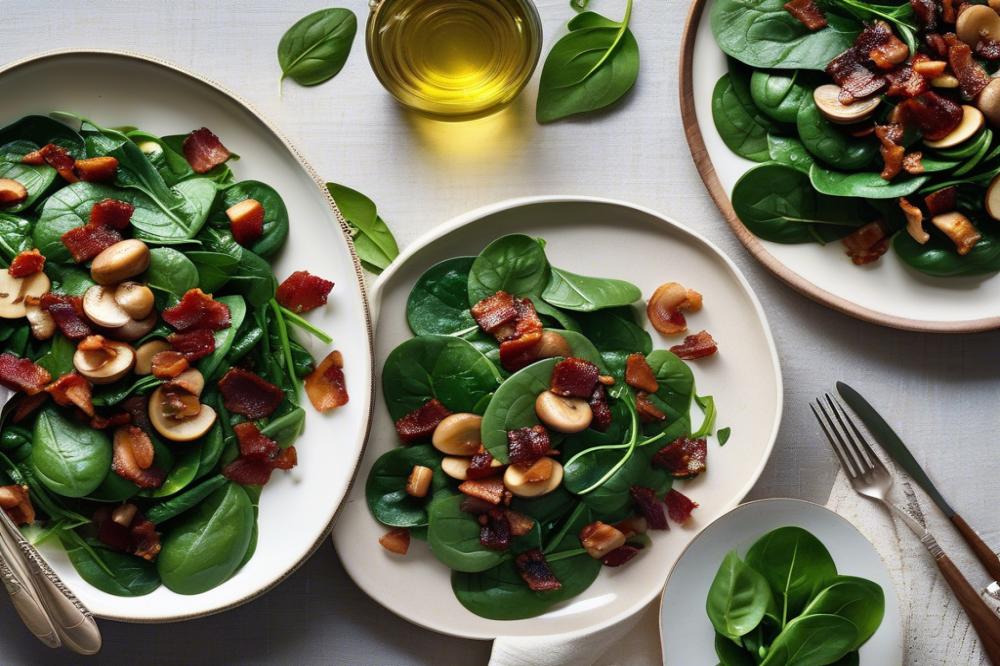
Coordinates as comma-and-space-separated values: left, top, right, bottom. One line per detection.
335, 194, 784, 640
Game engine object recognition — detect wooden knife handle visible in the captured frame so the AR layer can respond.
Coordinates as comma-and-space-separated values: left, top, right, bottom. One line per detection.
951, 514, 1000, 582
936, 553, 1000, 664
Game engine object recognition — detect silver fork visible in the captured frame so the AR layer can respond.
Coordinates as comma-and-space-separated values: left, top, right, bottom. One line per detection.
812, 394, 1000, 665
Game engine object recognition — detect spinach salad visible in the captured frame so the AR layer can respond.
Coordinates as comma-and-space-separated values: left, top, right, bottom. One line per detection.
710, 0, 1000, 275
366, 234, 724, 620
707, 526, 885, 665
0, 113, 350, 597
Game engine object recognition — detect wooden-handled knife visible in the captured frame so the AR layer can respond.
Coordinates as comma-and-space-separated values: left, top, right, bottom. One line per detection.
837, 381, 1000, 582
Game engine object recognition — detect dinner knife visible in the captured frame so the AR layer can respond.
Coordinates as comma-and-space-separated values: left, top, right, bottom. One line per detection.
837, 381, 1000, 582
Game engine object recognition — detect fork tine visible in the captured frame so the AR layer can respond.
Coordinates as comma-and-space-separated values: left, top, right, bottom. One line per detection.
825, 393, 889, 476
823, 394, 874, 472
810, 401, 861, 479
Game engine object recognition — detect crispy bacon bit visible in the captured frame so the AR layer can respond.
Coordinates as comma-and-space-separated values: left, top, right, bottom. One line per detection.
162, 288, 231, 331
652, 438, 708, 479
182, 128, 231, 174
8, 249, 45, 277
10, 392, 48, 423
842, 222, 890, 265
227, 199, 265, 247
89, 199, 134, 230
74, 156, 118, 182
222, 422, 297, 486
150, 351, 189, 379
783, 0, 827, 30
131, 518, 161, 561
925, 33, 948, 57
885, 65, 928, 99
166, 329, 215, 362
458, 476, 509, 506
111, 426, 164, 489
90, 411, 131, 430
931, 211, 982, 255
512, 297, 543, 338
27, 144, 77, 182
94, 507, 161, 560
471, 290, 519, 335
394, 398, 451, 443
670, 331, 719, 360
275, 270, 335, 314
625, 353, 658, 393
0, 353, 52, 395
507, 510, 535, 537
580, 521, 628, 558
45, 373, 94, 416
629, 486, 668, 530
648, 282, 703, 335
665, 489, 699, 524
893, 91, 963, 140
635, 391, 667, 423
942, 0, 956, 24
947, 35, 991, 98
379, 528, 410, 555
911, 0, 938, 30
305, 349, 349, 412
589, 384, 612, 432
39, 293, 91, 340
218, 367, 284, 419
550, 357, 600, 399
870, 31, 910, 70
121, 396, 153, 435
498, 330, 543, 372
0, 485, 34, 525
515, 549, 561, 592
507, 425, 551, 466
467, 448, 499, 480
976, 38, 1000, 60
925, 187, 958, 216
602, 544, 643, 567
827, 23, 892, 103
899, 197, 930, 244
60, 223, 122, 263
479, 509, 512, 550
876, 123, 906, 181
903, 151, 925, 175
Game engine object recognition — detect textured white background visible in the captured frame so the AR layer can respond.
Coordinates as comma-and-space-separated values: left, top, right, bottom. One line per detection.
1, 0, 998, 663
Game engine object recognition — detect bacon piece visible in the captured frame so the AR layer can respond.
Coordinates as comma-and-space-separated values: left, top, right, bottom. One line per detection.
899, 197, 930, 244
625, 353, 658, 393
550, 357, 600, 399
131, 518, 161, 561
228, 199, 265, 247
885, 65, 928, 99
630, 486, 668, 530
903, 151, 925, 175
507, 425, 551, 466
869, 32, 910, 70
783, 0, 827, 30
827, 23, 894, 103
842, 222, 890, 265
151, 350, 189, 378
652, 437, 708, 479
161, 288, 231, 331
636, 391, 667, 423
0, 353, 52, 395
467, 448, 499, 480
926, 33, 948, 58
458, 477, 509, 506
602, 544, 643, 567
94, 506, 161, 560
221, 458, 274, 485
45, 373, 93, 416
222, 421, 296, 486
218, 367, 285, 419
60, 223, 122, 263
515, 549, 561, 592
26, 144, 77, 182
89, 199, 134, 230
304, 349, 349, 412
121, 396, 153, 435
74, 157, 118, 182
947, 35, 991, 98
498, 330, 543, 372
379, 528, 410, 555
647, 282, 702, 335
166, 329, 216, 361
479, 508, 512, 550
976, 38, 1000, 60
8, 249, 45, 277
90, 411, 131, 430
275, 270, 335, 314
95, 507, 131, 552
10, 392, 48, 423
911, 0, 938, 30
507, 510, 535, 537
182, 128, 231, 174
942, 0, 956, 23
665, 489, 699, 524
512, 297, 543, 337
589, 384, 612, 432
670, 331, 719, 360
394, 398, 451, 443
471, 290, 519, 335
39, 293, 91, 340
931, 211, 982, 255
0, 485, 34, 525
112, 426, 164, 489
893, 92, 963, 141
925, 187, 957, 216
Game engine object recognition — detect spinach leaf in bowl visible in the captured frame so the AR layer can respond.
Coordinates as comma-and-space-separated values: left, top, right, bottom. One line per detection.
480, 357, 559, 462
893, 226, 1000, 276
809, 164, 928, 199
427, 493, 507, 573
541, 266, 641, 312
367, 445, 450, 528
209, 181, 289, 259
31, 407, 112, 499
711, 65, 777, 163
406, 256, 479, 336
750, 70, 811, 125
797, 97, 877, 171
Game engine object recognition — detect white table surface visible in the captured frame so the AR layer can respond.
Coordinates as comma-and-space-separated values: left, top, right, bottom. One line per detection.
2, 1, 999, 664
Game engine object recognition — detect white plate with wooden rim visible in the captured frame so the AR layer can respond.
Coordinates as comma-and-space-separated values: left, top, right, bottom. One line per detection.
332, 196, 782, 638
660, 498, 903, 665
0, 50, 375, 622
680, 0, 1000, 333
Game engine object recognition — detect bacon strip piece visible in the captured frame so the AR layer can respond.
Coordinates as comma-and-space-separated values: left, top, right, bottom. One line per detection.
652, 437, 708, 479
550, 357, 600, 399
24, 144, 77, 182
166, 329, 216, 362
0, 353, 52, 394
479, 509, 512, 551
670, 331, 719, 360
222, 421, 297, 486
893, 91, 963, 141
161, 289, 231, 331
827, 22, 894, 103
924, 187, 957, 216
507, 425, 551, 466
885, 65, 929, 99
39, 293, 91, 340
602, 544, 643, 567
394, 398, 451, 443
947, 36, 991, 98
471, 291, 519, 335
275, 270, 335, 314
976, 39, 1000, 61
665, 489, 699, 524
783, 0, 827, 30
899, 197, 930, 244
61, 224, 122, 263
45, 373, 94, 417
497, 297, 545, 372
305, 349, 349, 412
629, 486, 668, 530
458, 477, 509, 505
8, 249, 45, 277
182, 128, 231, 174
218, 367, 284, 419
589, 384, 612, 432
89, 199, 134, 230
636, 391, 667, 423
625, 353, 658, 393
0, 485, 34, 525
910, 0, 937, 30
842, 222, 890, 266
515, 549, 561, 592
467, 448, 499, 480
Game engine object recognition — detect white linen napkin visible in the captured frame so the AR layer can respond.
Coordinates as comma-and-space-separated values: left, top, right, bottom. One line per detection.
491, 465, 990, 665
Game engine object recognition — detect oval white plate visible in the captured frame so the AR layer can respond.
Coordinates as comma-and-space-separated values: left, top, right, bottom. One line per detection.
660, 498, 903, 665
681, 0, 1000, 332
0, 50, 374, 622
333, 196, 783, 638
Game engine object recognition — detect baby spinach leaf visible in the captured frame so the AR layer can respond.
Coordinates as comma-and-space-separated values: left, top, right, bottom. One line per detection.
797, 97, 877, 170
260, 407, 306, 448
468, 234, 550, 304
712, 62, 779, 162
126, 130, 195, 186
707, 550, 774, 641
541, 266, 640, 312
480, 358, 559, 462
427, 493, 507, 573
746, 526, 838, 623
145, 247, 199, 297
195, 423, 226, 480
31, 408, 112, 498
187, 250, 240, 292
146, 446, 202, 498
767, 135, 815, 173
750, 70, 810, 124
34, 334, 76, 377
326, 182, 399, 273
382, 334, 502, 421
278, 8, 357, 88
210, 181, 289, 259
575, 306, 651, 360
0, 140, 57, 213
715, 632, 756, 666
367, 445, 450, 528
641, 350, 695, 438
146, 474, 228, 525
60, 532, 160, 597
893, 226, 1000, 276
0, 213, 32, 263
809, 164, 928, 199
536, 1, 638, 123
760, 613, 857, 666
800, 575, 884, 650
407, 256, 479, 336
198, 295, 247, 381
0, 115, 83, 155
200, 227, 277, 306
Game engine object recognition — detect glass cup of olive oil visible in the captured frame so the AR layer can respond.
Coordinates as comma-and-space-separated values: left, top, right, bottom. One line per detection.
366, 0, 543, 120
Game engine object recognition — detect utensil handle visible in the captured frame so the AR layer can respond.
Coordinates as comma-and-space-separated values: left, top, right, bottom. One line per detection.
935, 553, 1000, 664
0, 554, 61, 649
951, 514, 1000, 582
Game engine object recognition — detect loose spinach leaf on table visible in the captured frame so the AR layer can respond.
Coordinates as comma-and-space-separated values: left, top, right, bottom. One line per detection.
480, 358, 559, 462
366, 445, 450, 528
706, 550, 774, 642
326, 182, 399, 274
278, 8, 357, 88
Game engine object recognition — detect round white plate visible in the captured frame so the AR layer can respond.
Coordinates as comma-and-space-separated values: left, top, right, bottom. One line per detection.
333, 196, 783, 638
0, 51, 374, 622
681, 0, 1000, 332
660, 498, 903, 665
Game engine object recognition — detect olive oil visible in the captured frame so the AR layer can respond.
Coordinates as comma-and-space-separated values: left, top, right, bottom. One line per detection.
367, 0, 542, 119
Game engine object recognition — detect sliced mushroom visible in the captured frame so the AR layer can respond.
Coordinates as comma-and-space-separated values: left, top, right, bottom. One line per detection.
83, 285, 131, 328
986, 173, 1000, 220
535, 392, 592, 433
431, 413, 483, 456
504, 460, 563, 498
135, 339, 171, 375
148, 387, 217, 442
931, 211, 983, 255
90, 239, 150, 285
535, 330, 572, 359
924, 105, 985, 149
956, 5, 1000, 47
0, 271, 50, 319
170, 369, 205, 398
114, 282, 154, 320
440, 455, 501, 480
73, 340, 135, 384
977, 78, 1000, 128
106, 311, 157, 342
25, 304, 55, 340
0, 178, 28, 206
813, 84, 880, 124
931, 74, 959, 89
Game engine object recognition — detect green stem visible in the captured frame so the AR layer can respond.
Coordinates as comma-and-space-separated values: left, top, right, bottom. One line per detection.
543, 503, 588, 554
277, 305, 333, 344
545, 547, 587, 562
581, 0, 633, 80
575, 396, 639, 495
270, 301, 299, 390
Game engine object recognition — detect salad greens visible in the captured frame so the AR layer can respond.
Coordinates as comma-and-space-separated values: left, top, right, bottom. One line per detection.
277, 8, 357, 89
326, 182, 399, 274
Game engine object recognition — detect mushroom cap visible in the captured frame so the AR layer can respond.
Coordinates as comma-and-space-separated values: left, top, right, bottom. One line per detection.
73, 340, 136, 385
957, 5, 1000, 47
0, 271, 50, 319
114, 282, 154, 320
986, 173, 1000, 221
504, 460, 564, 498
924, 105, 985, 149
535, 392, 592, 434
90, 239, 150, 285
134, 339, 171, 375
106, 311, 158, 342
148, 387, 217, 442
977, 78, 1000, 128
83, 285, 131, 328
813, 84, 880, 124
431, 413, 483, 456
